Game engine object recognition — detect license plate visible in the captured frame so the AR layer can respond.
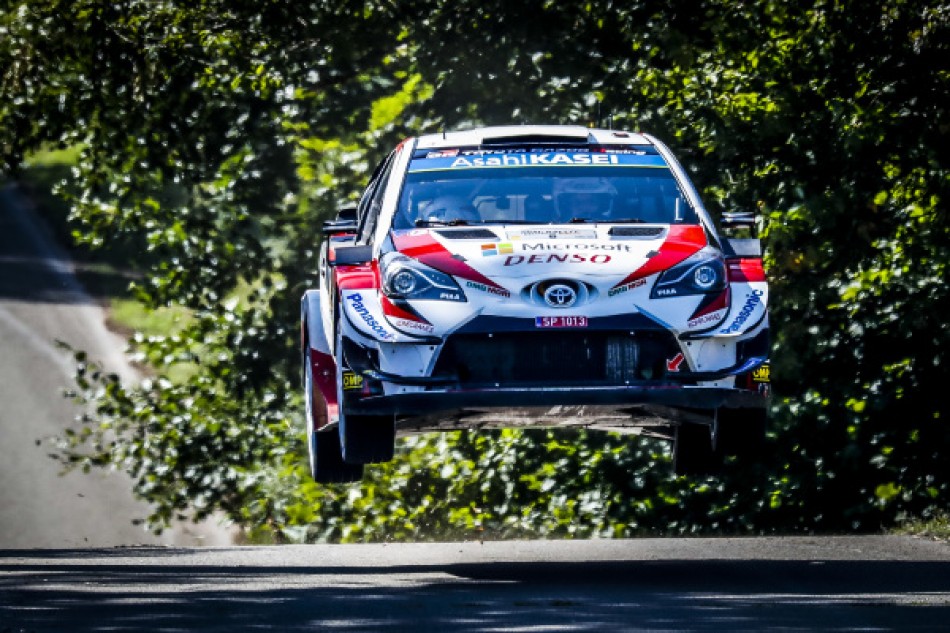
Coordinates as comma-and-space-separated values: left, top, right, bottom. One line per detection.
535, 316, 589, 328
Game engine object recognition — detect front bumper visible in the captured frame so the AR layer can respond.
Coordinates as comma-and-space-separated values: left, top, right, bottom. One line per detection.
347, 383, 767, 418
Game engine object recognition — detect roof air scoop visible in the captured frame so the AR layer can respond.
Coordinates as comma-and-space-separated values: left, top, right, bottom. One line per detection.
480, 133, 589, 146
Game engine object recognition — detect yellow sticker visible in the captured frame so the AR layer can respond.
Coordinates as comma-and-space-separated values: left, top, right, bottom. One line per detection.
342, 372, 363, 390
752, 364, 771, 383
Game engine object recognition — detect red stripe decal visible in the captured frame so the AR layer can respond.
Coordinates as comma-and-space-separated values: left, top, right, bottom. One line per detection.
392, 231, 506, 290
611, 225, 707, 289
380, 295, 431, 324
727, 258, 766, 282
689, 287, 730, 320
335, 265, 376, 290
309, 348, 338, 430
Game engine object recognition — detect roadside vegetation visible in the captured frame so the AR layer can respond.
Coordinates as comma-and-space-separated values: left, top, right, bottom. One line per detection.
1, 1, 946, 542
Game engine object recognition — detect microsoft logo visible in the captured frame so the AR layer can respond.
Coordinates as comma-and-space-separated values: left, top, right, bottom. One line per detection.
481, 242, 513, 257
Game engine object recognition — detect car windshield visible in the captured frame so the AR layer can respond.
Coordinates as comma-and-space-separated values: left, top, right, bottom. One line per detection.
393, 147, 698, 229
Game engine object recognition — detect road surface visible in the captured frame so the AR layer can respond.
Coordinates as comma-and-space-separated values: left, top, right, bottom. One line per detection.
1, 536, 948, 631
0, 184, 231, 548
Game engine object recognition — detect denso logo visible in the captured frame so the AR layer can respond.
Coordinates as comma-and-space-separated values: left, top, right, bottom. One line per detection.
719, 290, 764, 334
345, 293, 393, 340
504, 253, 612, 266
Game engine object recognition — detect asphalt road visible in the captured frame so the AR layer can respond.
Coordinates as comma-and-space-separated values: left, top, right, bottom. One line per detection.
0, 185, 230, 548
1, 536, 949, 632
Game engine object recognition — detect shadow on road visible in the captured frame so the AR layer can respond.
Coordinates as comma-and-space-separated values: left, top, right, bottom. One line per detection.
2, 550, 949, 632
0, 186, 137, 305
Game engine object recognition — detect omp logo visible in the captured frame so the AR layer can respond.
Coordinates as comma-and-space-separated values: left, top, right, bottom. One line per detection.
720, 290, 764, 334
342, 372, 363, 391
345, 293, 393, 340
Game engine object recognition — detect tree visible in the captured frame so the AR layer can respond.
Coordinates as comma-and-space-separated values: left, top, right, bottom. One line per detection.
1, 0, 946, 540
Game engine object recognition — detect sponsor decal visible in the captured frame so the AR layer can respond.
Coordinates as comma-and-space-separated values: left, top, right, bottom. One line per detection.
409, 151, 667, 173
504, 253, 612, 266
508, 228, 597, 240
752, 364, 771, 383
483, 241, 631, 257
392, 318, 435, 334
719, 289, 765, 334
465, 280, 511, 298
666, 353, 685, 372
607, 278, 647, 297
481, 242, 514, 257
654, 287, 678, 297
521, 242, 632, 253
342, 371, 363, 391
451, 153, 621, 168
345, 293, 394, 340
687, 310, 726, 329
535, 316, 589, 328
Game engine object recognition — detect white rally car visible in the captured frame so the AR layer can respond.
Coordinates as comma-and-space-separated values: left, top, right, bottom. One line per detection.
302, 125, 770, 483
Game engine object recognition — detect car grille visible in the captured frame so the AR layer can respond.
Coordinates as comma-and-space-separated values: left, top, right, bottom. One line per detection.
432, 330, 684, 387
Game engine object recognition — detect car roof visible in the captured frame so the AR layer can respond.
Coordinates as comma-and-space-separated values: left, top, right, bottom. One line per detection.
414, 125, 652, 149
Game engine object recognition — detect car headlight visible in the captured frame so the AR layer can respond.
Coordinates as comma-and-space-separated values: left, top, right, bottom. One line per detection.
381, 253, 467, 302
651, 253, 726, 298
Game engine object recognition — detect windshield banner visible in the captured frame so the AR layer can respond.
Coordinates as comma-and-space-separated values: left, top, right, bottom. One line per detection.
409, 151, 667, 173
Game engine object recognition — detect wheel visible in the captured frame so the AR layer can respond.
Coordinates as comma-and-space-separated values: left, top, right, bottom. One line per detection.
304, 333, 363, 483
715, 407, 767, 460
309, 426, 364, 484
674, 422, 717, 476
335, 327, 395, 465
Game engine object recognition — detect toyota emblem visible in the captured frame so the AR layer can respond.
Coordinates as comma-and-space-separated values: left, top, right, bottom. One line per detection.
543, 284, 577, 308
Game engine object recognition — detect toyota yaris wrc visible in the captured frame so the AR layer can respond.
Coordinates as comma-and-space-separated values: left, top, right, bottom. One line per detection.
301, 125, 770, 483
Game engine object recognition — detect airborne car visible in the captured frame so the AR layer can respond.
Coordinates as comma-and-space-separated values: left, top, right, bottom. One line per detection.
301, 125, 770, 483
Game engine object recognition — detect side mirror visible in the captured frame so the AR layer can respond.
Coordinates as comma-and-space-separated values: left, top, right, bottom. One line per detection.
335, 205, 358, 223
321, 205, 360, 235
723, 237, 761, 258
329, 244, 373, 266
321, 219, 359, 234
721, 211, 756, 229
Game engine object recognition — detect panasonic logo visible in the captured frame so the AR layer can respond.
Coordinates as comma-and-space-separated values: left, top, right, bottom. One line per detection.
346, 293, 393, 340
720, 289, 764, 334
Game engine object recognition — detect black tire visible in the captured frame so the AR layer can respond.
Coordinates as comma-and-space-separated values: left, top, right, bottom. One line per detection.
303, 330, 363, 484
309, 427, 364, 484
334, 327, 395, 465
715, 407, 767, 460
674, 422, 717, 476
339, 412, 396, 464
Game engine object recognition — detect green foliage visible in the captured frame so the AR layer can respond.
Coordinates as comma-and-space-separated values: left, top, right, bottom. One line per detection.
2, 0, 947, 539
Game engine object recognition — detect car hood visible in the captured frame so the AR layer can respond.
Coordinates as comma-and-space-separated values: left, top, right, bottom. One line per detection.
390, 224, 709, 291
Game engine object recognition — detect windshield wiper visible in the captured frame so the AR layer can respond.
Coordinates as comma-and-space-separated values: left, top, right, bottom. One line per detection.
471, 219, 545, 225
565, 217, 650, 224
415, 218, 470, 227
